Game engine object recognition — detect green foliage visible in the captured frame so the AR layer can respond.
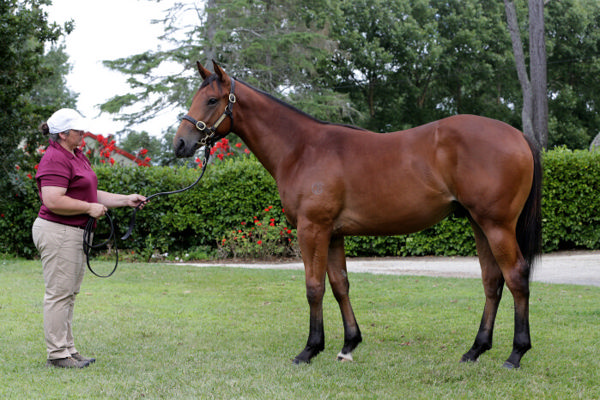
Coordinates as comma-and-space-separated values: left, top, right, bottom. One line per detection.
100, 0, 600, 150
546, 0, 600, 149
93, 156, 283, 258
3, 149, 600, 259
0, 169, 39, 258
0, 0, 75, 219
541, 147, 600, 251
218, 205, 298, 259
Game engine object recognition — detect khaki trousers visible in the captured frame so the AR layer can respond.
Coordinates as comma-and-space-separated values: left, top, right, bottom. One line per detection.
32, 217, 87, 360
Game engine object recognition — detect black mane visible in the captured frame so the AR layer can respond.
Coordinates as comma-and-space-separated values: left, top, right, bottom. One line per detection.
235, 77, 366, 132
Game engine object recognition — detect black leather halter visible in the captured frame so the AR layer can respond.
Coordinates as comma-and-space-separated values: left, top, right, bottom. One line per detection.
181, 78, 237, 147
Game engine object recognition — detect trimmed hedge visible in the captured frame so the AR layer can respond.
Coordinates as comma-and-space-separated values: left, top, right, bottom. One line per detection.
1, 148, 599, 259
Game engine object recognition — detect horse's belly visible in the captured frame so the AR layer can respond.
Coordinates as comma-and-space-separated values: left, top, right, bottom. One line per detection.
335, 200, 454, 236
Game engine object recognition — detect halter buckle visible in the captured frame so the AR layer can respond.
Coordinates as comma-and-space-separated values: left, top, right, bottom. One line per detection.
196, 120, 207, 131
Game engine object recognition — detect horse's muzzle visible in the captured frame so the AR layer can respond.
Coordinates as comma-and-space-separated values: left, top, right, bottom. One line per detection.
174, 137, 196, 158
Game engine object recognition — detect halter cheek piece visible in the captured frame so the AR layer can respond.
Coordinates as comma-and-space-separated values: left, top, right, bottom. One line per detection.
182, 78, 237, 147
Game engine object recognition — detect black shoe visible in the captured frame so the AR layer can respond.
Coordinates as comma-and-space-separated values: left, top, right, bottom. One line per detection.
71, 352, 96, 364
46, 357, 90, 369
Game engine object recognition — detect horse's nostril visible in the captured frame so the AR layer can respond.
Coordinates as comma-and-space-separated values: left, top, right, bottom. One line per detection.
174, 138, 186, 156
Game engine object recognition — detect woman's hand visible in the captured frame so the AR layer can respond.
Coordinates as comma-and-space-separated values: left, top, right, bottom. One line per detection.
87, 202, 108, 219
125, 194, 147, 208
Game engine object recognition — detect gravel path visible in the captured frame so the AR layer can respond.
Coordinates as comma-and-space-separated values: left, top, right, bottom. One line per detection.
185, 251, 600, 287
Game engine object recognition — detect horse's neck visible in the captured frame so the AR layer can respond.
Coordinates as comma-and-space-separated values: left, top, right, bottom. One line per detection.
233, 84, 319, 180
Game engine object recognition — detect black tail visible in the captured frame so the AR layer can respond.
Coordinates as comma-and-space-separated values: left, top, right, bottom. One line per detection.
516, 136, 543, 272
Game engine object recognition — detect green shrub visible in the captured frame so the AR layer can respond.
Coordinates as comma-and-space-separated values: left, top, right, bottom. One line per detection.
0, 169, 40, 258
218, 205, 298, 259
2, 149, 599, 259
542, 147, 600, 251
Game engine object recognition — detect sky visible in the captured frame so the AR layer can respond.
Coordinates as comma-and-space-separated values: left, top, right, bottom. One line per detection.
45, 0, 185, 138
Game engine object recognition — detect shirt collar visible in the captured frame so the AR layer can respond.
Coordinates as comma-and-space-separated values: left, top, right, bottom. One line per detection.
49, 139, 83, 159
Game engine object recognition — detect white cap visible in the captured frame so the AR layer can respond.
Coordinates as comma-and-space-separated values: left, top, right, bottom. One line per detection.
47, 108, 90, 134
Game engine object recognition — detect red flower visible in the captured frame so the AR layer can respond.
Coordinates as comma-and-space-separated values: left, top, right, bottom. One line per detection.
235, 143, 242, 148
27, 173, 33, 179
257, 240, 263, 245
34, 164, 39, 170
15, 165, 20, 170
139, 148, 148, 156
110, 158, 115, 165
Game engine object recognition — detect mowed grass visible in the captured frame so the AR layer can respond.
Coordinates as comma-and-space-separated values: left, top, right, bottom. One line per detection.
0, 259, 598, 399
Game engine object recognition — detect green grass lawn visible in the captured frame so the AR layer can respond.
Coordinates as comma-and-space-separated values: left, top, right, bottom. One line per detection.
1, 259, 598, 399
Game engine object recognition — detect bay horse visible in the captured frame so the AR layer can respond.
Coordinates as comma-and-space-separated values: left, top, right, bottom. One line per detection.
174, 61, 542, 369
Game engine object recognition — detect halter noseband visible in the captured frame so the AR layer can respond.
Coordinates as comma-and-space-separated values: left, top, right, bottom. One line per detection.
181, 78, 237, 147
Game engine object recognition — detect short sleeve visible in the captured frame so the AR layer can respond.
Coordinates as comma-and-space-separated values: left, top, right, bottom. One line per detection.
36, 151, 72, 188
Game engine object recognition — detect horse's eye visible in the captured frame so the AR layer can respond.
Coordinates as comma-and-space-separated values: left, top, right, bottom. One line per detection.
208, 98, 218, 106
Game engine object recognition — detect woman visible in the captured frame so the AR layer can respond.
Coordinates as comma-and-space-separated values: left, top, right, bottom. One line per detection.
32, 108, 146, 369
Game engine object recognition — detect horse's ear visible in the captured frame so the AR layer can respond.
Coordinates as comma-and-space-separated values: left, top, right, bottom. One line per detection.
212, 60, 229, 83
196, 61, 212, 80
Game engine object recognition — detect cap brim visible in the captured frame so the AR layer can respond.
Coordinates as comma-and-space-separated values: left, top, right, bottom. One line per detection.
70, 117, 92, 132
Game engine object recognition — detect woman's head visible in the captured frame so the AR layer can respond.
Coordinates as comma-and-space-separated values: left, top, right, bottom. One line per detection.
39, 108, 90, 142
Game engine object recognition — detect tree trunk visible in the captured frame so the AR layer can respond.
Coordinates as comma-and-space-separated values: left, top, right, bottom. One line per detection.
504, 0, 535, 144
529, 0, 548, 149
504, 0, 547, 149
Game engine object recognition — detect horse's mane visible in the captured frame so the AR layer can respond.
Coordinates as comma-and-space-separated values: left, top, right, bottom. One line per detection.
203, 75, 364, 132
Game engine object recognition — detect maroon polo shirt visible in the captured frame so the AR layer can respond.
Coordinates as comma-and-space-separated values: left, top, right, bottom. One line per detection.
36, 140, 98, 228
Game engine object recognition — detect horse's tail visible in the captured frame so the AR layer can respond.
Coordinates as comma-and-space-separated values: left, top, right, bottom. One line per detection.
516, 136, 543, 272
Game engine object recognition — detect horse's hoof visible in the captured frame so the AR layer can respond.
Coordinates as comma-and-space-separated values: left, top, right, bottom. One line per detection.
502, 361, 520, 369
292, 357, 309, 365
337, 352, 353, 362
459, 355, 477, 363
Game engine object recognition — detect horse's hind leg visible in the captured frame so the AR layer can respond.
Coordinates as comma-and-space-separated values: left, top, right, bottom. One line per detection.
326, 236, 362, 361
461, 220, 505, 363
468, 221, 532, 368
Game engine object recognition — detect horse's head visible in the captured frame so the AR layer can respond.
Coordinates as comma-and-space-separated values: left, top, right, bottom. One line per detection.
174, 60, 236, 158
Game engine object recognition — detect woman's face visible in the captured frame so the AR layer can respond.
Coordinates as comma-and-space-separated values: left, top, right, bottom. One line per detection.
61, 129, 85, 151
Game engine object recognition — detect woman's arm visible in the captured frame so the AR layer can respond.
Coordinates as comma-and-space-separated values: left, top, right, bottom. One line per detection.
97, 190, 146, 209
41, 186, 107, 219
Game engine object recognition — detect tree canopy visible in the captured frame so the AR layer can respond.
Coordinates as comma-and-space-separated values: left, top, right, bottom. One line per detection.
0, 0, 76, 205
101, 0, 600, 150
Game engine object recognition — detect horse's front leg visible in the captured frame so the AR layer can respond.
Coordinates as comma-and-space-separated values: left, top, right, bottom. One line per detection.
327, 236, 362, 361
293, 220, 332, 364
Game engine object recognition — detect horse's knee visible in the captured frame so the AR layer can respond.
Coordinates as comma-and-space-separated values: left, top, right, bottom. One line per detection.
305, 281, 326, 306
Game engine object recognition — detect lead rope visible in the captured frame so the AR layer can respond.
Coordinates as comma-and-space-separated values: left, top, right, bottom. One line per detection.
84, 145, 212, 278
84, 212, 118, 278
